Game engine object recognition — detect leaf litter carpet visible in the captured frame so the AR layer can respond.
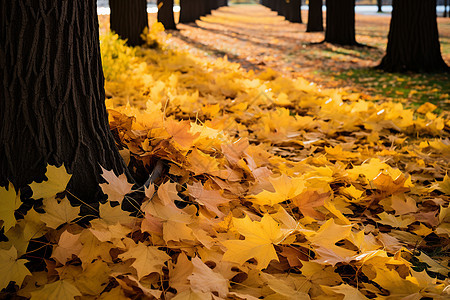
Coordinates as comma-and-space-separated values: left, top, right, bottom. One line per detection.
1, 6, 450, 300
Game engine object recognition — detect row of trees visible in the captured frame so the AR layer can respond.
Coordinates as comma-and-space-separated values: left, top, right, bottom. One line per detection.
159, 0, 229, 30
110, 0, 229, 46
262, 0, 448, 72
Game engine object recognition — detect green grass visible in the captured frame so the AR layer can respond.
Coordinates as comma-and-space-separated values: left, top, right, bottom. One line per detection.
325, 68, 450, 111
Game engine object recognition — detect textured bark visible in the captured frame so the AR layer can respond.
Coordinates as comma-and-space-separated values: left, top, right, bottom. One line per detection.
276, 0, 284, 16
378, 0, 449, 72
444, 0, 448, 18
377, 0, 383, 12
210, 0, 219, 11
179, 0, 196, 23
157, 0, 177, 30
0, 0, 129, 203
202, 0, 212, 16
179, 0, 203, 23
285, 0, 302, 23
217, 0, 228, 7
307, 0, 323, 32
325, 0, 356, 45
110, 0, 148, 46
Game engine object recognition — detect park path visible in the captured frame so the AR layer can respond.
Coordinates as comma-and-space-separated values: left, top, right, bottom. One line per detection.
166, 5, 450, 90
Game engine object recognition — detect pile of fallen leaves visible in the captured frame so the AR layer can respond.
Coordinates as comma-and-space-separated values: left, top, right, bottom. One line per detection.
1, 24, 449, 299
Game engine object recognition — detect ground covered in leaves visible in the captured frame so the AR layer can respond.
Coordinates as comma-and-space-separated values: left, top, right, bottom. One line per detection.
164, 5, 450, 110
1, 8, 450, 300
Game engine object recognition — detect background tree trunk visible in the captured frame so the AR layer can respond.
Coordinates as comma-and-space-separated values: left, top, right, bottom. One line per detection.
202, 0, 212, 16
210, 0, 219, 11
377, 0, 383, 12
324, 0, 356, 45
285, 0, 302, 23
110, 0, 148, 46
0, 0, 129, 203
158, 0, 177, 30
444, 0, 448, 17
179, 0, 196, 23
218, 0, 228, 7
307, 0, 323, 32
378, 0, 448, 72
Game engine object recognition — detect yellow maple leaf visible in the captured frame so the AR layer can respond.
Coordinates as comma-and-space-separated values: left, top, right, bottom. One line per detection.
3, 209, 47, 256
416, 102, 437, 114
372, 267, 420, 297
341, 185, 364, 200
303, 219, 355, 260
321, 283, 369, 300
346, 158, 388, 181
188, 257, 229, 298
187, 148, 220, 175
118, 242, 170, 280
78, 230, 114, 268
437, 174, 450, 195
165, 118, 200, 149
222, 214, 288, 269
99, 202, 136, 226
29, 165, 72, 200
30, 280, 81, 300
40, 197, 80, 229
0, 183, 21, 232
169, 252, 194, 293
70, 260, 111, 295
100, 167, 134, 204
52, 231, 83, 264
0, 246, 31, 290
376, 212, 415, 228
188, 182, 231, 216
251, 174, 306, 206
260, 272, 310, 299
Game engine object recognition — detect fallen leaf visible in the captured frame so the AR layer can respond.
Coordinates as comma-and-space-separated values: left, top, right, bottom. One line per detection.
0, 247, 30, 290
29, 165, 72, 200
0, 183, 21, 232
119, 242, 170, 279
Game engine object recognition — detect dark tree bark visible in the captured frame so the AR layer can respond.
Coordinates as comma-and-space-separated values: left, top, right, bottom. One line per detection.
202, 0, 212, 16
377, 0, 383, 12
324, 0, 357, 45
179, 0, 196, 23
307, 0, 323, 32
0, 0, 129, 203
217, 0, 228, 7
180, 0, 204, 23
444, 0, 448, 17
210, 0, 219, 11
378, 0, 449, 72
276, 0, 284, 16
285, 0, 303, 23
110, 0, 148, 46
157, 0, 177, 30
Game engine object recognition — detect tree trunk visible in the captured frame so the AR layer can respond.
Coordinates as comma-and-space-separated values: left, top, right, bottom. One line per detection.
307, 0, 323, 32
285, 0, 302, 23
324, 0, 357, 45
444, 0, 448, 17
218, 0, 228, 7
378, 0, 448, 72
157, 0, 177, 30
180, 0, 196, 23
377, 0, 383, 12
202, 0, 212, 16
210, 0, 219, 11
0, 0, 129, 203
110, 0, 148, 46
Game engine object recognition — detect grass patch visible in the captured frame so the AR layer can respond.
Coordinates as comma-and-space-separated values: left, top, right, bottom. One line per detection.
327, 68, 450, 111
